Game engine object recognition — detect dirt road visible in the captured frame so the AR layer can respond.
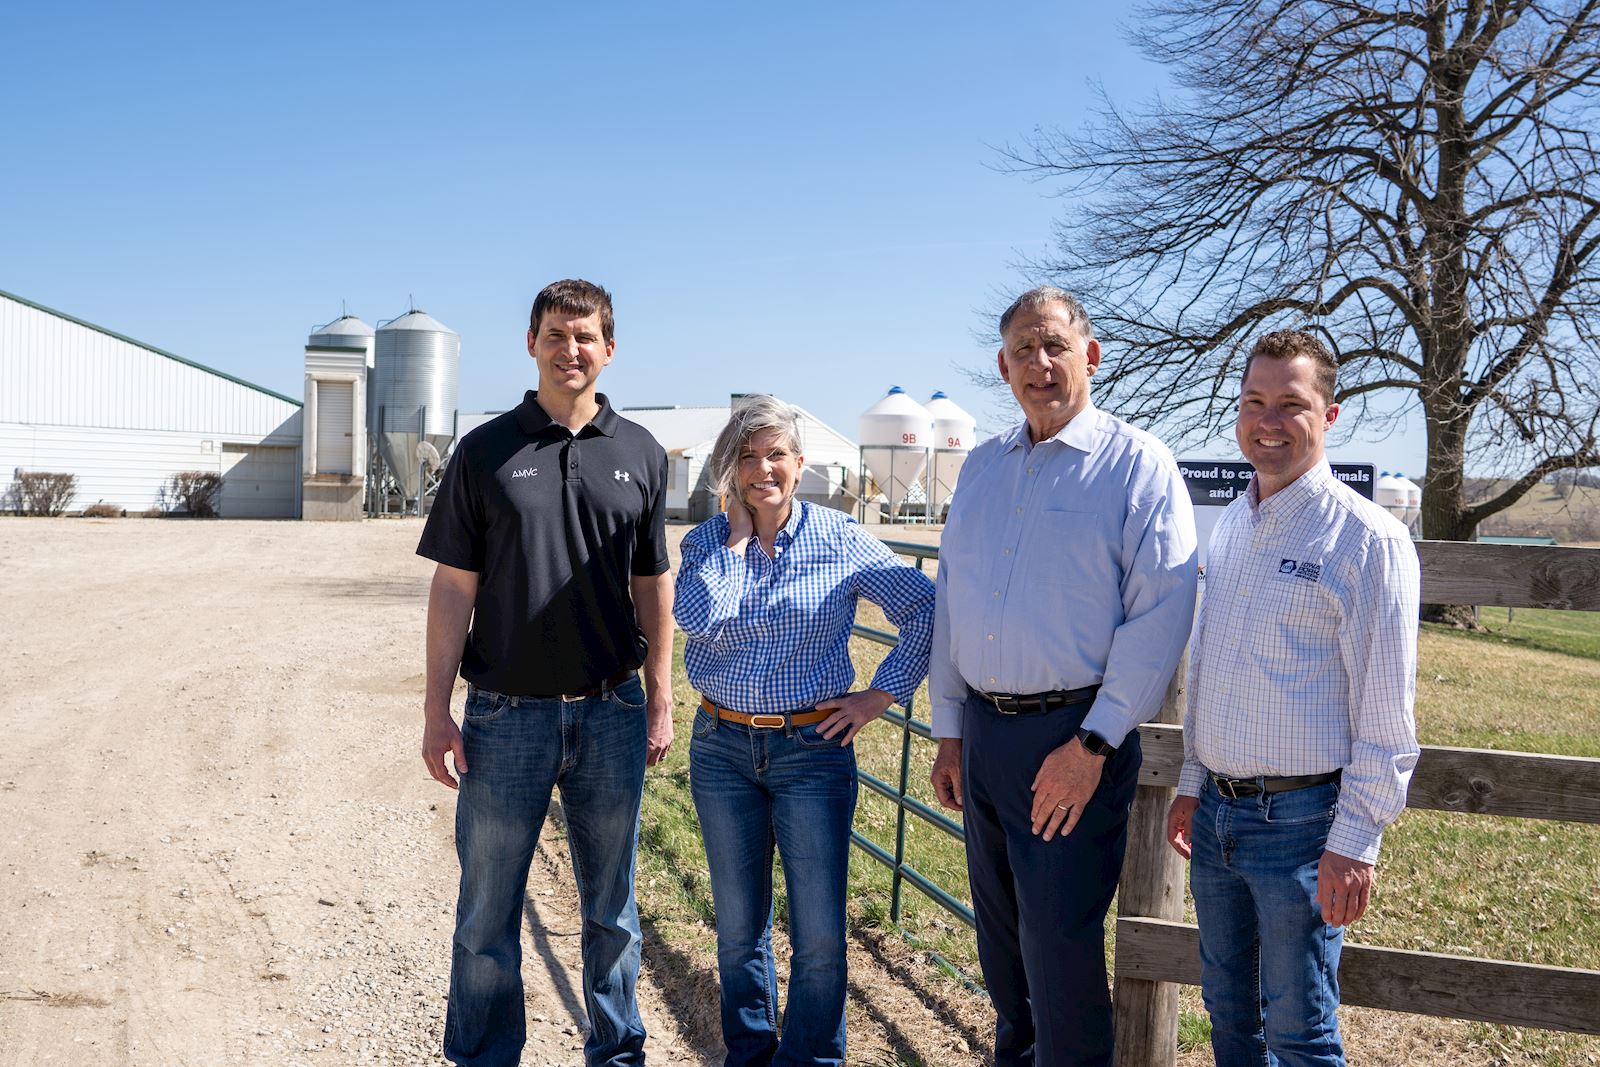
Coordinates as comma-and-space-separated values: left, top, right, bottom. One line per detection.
0, 517, 734, 1066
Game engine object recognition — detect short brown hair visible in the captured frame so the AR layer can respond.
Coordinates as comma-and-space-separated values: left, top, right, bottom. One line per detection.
529, 279, 614, 343
1243, 330, 1337, 404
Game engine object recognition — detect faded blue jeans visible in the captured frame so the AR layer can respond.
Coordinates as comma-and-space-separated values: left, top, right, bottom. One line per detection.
443, 677, 649, 1067
688, 707, 858, 1067
1190, 776, 1347, 1067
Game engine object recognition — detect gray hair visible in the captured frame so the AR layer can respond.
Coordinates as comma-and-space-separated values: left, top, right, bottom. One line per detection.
706, 395, 803, 503
998, 286, 1095, 344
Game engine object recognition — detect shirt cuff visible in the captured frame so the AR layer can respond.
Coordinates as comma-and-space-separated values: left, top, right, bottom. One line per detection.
930, 699, 963, 739
1079, 705, 1134, 749
867, 667, 916, 708
1177, 760, 1207, 798
1326, 814, 1384, 866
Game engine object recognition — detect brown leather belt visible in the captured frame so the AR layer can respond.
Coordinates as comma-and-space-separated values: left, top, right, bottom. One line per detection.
699, 695, 830, 729
558, 668, 636, 702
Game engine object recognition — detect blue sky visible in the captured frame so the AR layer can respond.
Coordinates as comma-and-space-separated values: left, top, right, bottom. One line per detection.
2, 2, 1430, 477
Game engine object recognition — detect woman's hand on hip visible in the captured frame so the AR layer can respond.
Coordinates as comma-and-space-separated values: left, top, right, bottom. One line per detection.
815, 688, 895, 745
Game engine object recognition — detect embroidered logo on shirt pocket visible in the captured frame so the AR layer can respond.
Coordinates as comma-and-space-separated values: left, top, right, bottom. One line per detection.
1275, 558, 1323, 583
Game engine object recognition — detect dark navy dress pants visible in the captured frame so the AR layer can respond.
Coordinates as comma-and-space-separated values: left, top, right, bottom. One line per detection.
961, 689, 1142, 1067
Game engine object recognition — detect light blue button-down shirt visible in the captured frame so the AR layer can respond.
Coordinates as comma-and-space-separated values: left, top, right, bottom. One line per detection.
930, 404, 1199, 744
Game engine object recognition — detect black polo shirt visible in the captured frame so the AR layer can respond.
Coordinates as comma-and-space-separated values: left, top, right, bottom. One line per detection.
417, 390, 670, 696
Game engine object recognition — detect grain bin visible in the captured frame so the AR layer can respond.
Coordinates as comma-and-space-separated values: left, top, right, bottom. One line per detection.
859, 386, 932, 520
372, 309, 459, 501
925, 391, 976, 519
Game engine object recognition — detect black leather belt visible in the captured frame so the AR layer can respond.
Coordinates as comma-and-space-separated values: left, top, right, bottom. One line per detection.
974, 684, 1100, 715
556, 668, 636, 702
1209, 769, 1341, 799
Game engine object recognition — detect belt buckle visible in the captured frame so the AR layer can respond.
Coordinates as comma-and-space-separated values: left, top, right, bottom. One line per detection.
748, 714, 786, 730
988, 694, 1017, 715
1213, 776, 1245, 800
559, 691, 587, 703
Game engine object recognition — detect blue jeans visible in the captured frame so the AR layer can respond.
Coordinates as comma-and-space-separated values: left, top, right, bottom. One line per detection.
1190, 777, 1346, 1067
444, 677, 649, 1067
688, 708, 858, 1067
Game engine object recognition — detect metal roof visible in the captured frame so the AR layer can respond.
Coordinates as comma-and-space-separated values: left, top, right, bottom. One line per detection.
621, 402, 859, 464
377, 310, 457, 335
0, 287, 302, 407
310, 314, 375, 339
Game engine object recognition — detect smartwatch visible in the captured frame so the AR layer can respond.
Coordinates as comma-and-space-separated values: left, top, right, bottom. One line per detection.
1075, 728, 1117, 757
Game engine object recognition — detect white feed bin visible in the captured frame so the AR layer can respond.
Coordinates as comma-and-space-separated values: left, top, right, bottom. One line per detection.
1395, 473, 1423, 529
925, 391, 976, 516
1375, 472, 1407, 522
859, 386, 933, 518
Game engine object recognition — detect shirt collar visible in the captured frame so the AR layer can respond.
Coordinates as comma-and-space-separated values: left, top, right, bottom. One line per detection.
1001, 402, 1101, 455
515, 390, 618, 438
1248, 460, 1334, 518
776, 500, 805, 544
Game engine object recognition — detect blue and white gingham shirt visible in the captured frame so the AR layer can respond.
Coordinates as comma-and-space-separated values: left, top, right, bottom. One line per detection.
930, 405, 1200, 745
1179, 461, 1421, 864
675, 501, 936, 712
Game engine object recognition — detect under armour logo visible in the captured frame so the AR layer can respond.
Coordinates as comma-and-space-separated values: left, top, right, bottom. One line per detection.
614, 470, 630, 481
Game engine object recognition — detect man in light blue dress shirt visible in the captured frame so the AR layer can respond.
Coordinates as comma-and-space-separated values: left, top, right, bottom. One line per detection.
930, 286, 1198, 1067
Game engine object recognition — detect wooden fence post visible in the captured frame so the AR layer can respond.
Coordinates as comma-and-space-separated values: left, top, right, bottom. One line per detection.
1112, 656, 1188, 1067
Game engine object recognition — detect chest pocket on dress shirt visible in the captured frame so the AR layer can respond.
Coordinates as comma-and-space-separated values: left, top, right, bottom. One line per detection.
1251, 568, 1343, 676
1031, 509, 1111, 586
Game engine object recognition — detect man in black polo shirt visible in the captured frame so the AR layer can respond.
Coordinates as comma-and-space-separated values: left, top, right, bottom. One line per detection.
417, 278, 673, 1067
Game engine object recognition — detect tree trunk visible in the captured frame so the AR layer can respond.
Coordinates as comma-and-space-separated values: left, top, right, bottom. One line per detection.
1420, 403, 1482, 628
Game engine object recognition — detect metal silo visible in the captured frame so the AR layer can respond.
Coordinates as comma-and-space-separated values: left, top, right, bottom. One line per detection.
308, 314, 377, 430
309, 313, 376, 352
372, 309, 459, 501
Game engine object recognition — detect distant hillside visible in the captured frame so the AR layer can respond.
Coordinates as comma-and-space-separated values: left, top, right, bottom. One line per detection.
1467, 479, 1600, 543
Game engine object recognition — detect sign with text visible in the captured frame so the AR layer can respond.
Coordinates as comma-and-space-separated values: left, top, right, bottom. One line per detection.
1178, 461, 1375, 506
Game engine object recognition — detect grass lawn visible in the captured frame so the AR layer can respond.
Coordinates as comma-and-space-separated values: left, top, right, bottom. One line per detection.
633, 582, 1600, 1064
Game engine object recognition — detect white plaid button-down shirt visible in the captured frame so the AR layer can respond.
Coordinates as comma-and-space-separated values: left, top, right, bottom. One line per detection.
1179, 461, 1420, 863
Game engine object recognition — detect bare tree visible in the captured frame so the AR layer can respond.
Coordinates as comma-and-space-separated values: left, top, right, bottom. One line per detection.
1011, 1, 1600, 615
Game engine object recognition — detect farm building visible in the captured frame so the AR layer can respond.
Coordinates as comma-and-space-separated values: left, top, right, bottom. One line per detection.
622, 400, 859, 521
0, 289, 303, 517
453, 397, 861, 522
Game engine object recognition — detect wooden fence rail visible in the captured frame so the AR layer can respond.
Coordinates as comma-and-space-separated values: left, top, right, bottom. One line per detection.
1112, 540, 1600, 1065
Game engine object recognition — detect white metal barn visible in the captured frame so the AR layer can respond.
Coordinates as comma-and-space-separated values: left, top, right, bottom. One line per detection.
621, 401, 860, 521
0, 289, 303, 517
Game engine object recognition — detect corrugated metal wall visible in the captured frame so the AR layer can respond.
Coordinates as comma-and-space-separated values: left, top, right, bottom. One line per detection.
0, 291, 303, 515
3, 423, 212, 512
0, 293, 300, 440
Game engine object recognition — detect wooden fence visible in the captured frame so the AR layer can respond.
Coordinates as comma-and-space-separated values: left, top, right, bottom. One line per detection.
1112, 540, 1600, 1066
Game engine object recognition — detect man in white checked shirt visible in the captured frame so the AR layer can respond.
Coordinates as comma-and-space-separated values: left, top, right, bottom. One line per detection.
1166, 330, 1420, 1067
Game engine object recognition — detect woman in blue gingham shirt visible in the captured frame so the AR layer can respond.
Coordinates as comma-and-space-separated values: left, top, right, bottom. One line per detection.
674, 395, 934, 1067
